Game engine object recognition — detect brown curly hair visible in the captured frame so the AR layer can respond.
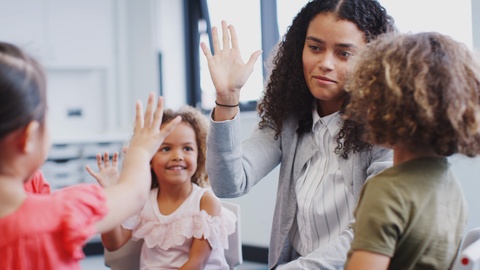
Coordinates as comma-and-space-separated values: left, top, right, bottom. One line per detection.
257, 0, 395, 158
151, 106, 210, 188
344, 32, 480, 157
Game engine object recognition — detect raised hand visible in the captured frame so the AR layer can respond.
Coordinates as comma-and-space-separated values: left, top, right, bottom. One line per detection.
200, 20, 262, 105
85, 151, 120, 188
127, 93, 181, 160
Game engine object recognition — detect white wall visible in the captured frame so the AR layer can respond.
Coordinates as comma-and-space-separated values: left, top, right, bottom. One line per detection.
154, 0, 277, 247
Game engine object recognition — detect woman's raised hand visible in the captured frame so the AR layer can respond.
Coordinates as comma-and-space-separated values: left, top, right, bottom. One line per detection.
200, 20, 262, 105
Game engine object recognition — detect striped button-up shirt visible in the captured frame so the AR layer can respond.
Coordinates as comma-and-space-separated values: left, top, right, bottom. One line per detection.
290, 110, 355, 256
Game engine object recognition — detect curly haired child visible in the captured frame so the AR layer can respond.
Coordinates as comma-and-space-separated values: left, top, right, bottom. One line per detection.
88, 106, 236, 270
344, 32, 480, 269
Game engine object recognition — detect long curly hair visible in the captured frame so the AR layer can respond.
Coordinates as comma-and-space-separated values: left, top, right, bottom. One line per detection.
151, 106, 210, 188
344, 32, 480, 157
258, 0, 395, 158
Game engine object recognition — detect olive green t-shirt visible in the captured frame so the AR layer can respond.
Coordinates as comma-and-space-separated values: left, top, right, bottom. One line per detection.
346, 157, 467, 270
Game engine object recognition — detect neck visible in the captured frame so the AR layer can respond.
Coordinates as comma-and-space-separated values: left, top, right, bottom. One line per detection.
393, 145, 441, 165
0, 176, 28, 217
157, 182, 193, 202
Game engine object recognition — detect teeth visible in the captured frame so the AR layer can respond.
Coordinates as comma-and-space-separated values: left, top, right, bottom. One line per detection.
169, 166, 184, 170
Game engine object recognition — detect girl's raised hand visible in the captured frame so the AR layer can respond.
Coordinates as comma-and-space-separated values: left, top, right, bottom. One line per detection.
85, 151, 120, 188
200, 20, 262, 105
127, 93, 181, 160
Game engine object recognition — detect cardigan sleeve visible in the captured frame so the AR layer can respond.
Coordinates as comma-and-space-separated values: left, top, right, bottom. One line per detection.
206, 111, 282, 198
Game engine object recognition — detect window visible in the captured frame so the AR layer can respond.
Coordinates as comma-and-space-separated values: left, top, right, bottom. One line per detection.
379, 0, 473, 47
194, 0, 474, 112
199, 0, 263, 111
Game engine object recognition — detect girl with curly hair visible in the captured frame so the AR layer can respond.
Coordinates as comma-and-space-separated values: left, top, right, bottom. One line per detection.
200, 0, 395, 268
344, 32, 480, 269
88, 106, 236, 270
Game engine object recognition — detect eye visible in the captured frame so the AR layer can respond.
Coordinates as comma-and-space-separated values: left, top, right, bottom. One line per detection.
308, 45, 323, 52
160, 146, 170, 152
184, 146, 194, 151
338, 50, 354, 59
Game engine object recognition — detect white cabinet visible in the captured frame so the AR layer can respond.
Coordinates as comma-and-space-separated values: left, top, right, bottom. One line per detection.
42, 138, 126, 191
0, 0, 114, 68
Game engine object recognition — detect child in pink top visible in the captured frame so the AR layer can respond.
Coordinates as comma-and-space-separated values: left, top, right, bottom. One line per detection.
0, 42, 180, 270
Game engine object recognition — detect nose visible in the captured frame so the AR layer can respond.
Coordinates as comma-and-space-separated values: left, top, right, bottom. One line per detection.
171, 149, 184, 161
318, 52, 334, 72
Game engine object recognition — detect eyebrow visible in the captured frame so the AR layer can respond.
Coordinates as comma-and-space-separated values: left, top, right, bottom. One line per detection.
305, 36, 359, 49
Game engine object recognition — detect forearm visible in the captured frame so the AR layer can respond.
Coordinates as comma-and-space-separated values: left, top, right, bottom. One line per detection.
179, 238, 212, 270
96, 148, 151, 233
345, 250, 390, 270
101, 226, 132, 251
206, 115, 281, 197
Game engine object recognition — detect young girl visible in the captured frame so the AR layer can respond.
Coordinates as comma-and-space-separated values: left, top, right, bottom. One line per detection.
88, 106, 236, 270
0, 41, 180, 269
343, 32, 480, 269
200, 0, 395, 268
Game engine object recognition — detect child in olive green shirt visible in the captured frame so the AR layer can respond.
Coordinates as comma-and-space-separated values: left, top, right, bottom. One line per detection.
343, 32, 480, 269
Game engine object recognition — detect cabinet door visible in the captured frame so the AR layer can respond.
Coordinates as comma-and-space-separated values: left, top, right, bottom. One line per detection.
45, 0, 114, 68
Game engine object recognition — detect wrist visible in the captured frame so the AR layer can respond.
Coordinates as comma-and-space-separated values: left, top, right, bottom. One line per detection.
215, 100, 239, 107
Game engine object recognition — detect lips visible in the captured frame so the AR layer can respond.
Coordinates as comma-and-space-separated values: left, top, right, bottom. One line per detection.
167, 166, 186, 170
314, 75, 337, 84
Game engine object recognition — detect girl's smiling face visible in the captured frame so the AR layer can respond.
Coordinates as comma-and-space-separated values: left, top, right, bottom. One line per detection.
151, 122, 198, 187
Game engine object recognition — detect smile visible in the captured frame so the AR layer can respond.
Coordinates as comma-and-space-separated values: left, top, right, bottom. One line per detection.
168, 166, 186, 170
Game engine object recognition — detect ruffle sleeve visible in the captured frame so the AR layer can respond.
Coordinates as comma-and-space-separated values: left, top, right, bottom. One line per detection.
57, 184, 108, 259
133, 207, 236, 250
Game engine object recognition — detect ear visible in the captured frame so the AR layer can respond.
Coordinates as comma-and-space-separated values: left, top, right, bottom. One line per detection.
19, 121, 40, 153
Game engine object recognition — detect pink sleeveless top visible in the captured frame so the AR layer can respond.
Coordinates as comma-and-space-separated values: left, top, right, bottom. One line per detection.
123, 184, 236, 270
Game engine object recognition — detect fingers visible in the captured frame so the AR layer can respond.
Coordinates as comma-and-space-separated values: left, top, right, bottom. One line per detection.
144, 93, 155, 128
96, 153, 104, 169
134, 100, 144, 134
151, 96, 164, 132
228, 24, 239, 50
221, 20, 230, 50
159, 115, 182, 139
85, 165, 96, 178
111, 152, 119, 167
103, 152, 110, 167
211, 25, 220, 53
200, 42, 212, 59
247, 50, 263, 68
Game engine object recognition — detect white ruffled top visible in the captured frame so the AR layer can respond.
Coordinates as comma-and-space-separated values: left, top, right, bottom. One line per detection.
122, 184, 236, 270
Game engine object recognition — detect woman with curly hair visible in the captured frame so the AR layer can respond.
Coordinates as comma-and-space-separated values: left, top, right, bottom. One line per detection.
344, 32, 480, 269
201, 0, 395, 268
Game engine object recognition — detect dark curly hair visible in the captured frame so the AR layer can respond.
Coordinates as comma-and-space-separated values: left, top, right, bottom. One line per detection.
344, 32, 480, 157
151, 106, 210, 189
257, 0, 395, 158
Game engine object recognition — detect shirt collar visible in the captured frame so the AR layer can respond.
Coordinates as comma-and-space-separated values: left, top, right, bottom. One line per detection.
312, 109, 341, 136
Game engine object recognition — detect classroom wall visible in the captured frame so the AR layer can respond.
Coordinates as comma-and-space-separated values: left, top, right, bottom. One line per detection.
1, 0, 479, 249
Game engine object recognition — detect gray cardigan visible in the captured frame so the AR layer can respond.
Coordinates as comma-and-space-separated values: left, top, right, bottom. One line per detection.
206, 113, 393, 270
